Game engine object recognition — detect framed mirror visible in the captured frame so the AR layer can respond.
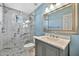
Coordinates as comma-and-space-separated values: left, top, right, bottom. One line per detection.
43, 3, 77, 33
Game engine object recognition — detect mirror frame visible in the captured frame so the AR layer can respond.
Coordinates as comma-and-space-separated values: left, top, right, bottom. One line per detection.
43, 3, 77, 33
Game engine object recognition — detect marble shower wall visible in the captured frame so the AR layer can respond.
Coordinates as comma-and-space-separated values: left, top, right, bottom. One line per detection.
0, 6, 34, 56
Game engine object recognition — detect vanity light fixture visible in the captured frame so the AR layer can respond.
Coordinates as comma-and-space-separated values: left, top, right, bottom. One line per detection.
56, 3, 61, 8
44, 3, 56, 14
44, 7, 50, 14
56, 3, 61, 6
44, 3, 62, 14
49, 4, 55, 11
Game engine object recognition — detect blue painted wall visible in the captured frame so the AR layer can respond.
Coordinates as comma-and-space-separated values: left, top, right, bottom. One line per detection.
70, 35, 79, 56
34, 4, 47, 36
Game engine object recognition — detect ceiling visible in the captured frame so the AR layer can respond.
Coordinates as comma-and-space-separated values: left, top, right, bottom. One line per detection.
4, 3, 41, 15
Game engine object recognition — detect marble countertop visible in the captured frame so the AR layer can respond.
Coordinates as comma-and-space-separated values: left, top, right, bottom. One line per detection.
33, 36, 70, 50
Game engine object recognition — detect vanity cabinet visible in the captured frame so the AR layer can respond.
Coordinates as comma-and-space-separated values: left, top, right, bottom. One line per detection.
35, 39, 69, 56
45, 44, 58, 56
35, 42, 46, 56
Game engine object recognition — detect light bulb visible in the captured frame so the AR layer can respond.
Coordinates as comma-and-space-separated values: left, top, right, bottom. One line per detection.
56, 3, 61, 6
49, 4, 54, 11
45, 7, 50, 13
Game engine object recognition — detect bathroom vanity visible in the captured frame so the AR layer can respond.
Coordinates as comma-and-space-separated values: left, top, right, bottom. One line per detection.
34, 36, 70, 56
34, 3, 79, 56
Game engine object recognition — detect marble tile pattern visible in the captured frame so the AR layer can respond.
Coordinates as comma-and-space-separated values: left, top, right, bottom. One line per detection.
0, 7, 34, 56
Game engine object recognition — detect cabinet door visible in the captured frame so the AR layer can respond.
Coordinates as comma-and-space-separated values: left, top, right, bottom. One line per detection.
35, 43, 42, 56
45, 45, 59, 56
35, 40, 59, 56
35, 42, 46, 56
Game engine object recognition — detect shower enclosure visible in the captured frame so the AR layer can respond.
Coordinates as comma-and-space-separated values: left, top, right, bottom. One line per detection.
0, 4, 34, 56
